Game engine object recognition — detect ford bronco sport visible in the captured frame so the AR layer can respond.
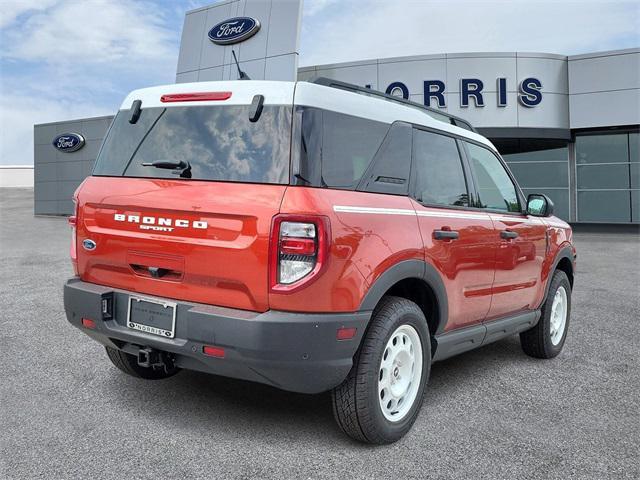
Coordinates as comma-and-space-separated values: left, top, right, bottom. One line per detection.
64, 78, 576, 444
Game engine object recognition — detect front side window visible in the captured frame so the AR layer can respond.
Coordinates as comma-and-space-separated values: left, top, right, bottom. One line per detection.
93, 105, 292, 184
412, 129, 469, 207
296, 108, 389, 189
465, 142, 520, 212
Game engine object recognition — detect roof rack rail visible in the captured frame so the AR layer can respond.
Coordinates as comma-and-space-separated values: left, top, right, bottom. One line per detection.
310, 77, 476, 133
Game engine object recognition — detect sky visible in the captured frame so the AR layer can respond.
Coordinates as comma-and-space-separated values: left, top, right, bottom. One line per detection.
0, 0, 638, 166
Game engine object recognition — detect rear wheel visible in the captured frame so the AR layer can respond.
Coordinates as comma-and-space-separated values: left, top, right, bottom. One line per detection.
105, 346, 180, 380
520, 270, 571, 358
331, 296, 431, 444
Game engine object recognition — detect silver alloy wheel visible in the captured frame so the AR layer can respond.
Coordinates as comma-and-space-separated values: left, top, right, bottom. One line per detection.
378, 324, 423, 422
550, 286, 568, 346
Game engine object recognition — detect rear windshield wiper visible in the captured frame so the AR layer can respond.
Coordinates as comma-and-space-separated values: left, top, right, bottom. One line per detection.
142, 160, 192, 178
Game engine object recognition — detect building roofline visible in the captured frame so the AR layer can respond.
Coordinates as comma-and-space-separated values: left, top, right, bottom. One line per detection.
568, 47, 640, 61
300, 48, 638, 70
34, 115, 114, 127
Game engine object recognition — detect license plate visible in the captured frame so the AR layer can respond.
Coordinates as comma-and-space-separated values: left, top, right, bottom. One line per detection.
127, 296, 176, 339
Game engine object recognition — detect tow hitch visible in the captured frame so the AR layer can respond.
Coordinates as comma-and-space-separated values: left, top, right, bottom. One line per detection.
137, 347, 175, 373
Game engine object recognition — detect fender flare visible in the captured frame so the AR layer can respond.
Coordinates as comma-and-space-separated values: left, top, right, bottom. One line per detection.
540, 245, 574, 307
358, 259, 449, 334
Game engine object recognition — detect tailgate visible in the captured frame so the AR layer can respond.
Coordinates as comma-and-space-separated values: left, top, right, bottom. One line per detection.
76, 176, 285, 312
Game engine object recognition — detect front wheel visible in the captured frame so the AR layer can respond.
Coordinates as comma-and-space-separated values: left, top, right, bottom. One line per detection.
331, 296, 431, 444
520, 270, 572, 358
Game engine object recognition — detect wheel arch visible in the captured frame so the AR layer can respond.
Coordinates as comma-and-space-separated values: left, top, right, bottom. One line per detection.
541, 245, 575, 307
359, 260, 449, 340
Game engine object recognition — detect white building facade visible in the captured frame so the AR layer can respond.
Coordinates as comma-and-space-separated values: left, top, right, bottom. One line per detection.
33, 1, 639, 223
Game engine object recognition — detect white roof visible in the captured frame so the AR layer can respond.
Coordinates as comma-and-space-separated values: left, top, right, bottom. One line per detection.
120, 80, 296, 109
119, 80, 496, 152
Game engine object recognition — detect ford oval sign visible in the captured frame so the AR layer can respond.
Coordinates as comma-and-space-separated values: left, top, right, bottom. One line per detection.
52, 133, 85, 153
208, 17, 260, 45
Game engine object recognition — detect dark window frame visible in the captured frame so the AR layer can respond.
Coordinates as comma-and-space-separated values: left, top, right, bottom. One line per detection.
356, 121, 413, 196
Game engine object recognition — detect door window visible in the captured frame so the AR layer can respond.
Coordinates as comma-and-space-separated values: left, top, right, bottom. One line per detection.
412, 130, 469, 207
465, 142, 521, 212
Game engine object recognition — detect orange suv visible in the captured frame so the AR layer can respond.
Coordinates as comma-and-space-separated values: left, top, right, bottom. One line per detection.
64, 78, 576, 444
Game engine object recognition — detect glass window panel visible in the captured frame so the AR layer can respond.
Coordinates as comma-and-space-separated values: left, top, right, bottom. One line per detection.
94, 105, 291, 184
575, 133, 629, 164
578, 190, 631, 222
522, 188, 570, 221
466, 142, 520, 212
630, 133, 639, 163
507, 162, 568, 188
412, 130, 469, 207
577, 164, 630, 189
631, 163, 639, 189
493, 138, 568, 162
320, 111, 388, 189
632, 191, 640, 223
297, 108, 388, 189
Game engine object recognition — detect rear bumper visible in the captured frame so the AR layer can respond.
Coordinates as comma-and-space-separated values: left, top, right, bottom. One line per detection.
63, 278, 370, 394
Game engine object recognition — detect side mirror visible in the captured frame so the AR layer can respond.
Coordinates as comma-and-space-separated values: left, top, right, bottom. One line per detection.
527, 193, 554, 217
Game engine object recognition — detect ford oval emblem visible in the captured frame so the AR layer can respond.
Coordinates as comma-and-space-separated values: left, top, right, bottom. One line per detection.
82, 239, 97, 251
52, 133, 85, 153
208, 17, 260, 45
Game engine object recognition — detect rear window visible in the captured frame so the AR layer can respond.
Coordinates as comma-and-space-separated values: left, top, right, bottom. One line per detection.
295, 107, 389, 189
93, 105, 292, 184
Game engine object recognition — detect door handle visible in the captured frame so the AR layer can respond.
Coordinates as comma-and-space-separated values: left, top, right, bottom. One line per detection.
433, 229, 459, 241
500, 230, 519, 240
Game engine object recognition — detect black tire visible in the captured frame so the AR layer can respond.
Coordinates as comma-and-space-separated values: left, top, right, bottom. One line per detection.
331, 296, 431, 444
105, 346, 180, 380
520, 270, 571, 359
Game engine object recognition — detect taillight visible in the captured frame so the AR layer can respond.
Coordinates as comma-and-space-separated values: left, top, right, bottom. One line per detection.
69, 197, 78, 274
269, 215, 330, 293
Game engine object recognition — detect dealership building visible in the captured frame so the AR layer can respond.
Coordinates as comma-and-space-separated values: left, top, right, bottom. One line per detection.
34, 0, 639, 224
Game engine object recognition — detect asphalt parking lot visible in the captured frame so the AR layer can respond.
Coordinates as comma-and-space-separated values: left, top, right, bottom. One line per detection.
1, 188, 638, 479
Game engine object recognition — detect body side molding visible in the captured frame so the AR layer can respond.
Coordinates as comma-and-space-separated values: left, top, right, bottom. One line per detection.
432, 310, 540, 362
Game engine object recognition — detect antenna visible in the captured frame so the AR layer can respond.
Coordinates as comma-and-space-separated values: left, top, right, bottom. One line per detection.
231, 50, 250, 80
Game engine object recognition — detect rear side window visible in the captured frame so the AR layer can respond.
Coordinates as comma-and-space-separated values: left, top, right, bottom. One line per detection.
465, 142, 521, 212
296, 108, 388, 189
93, 105, 291, 184
412, 129, 469, 207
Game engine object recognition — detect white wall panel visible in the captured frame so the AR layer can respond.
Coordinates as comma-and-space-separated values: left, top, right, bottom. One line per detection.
177, 0, 302, 82
314, 64, 378, 90
446, 56, 517, 93
569, 50, 640, 94
517, 56, 568, 94
570, 89, 640, 128
518, 93, 569, 128
445, 92, 519, 127
378, 58, 446, 98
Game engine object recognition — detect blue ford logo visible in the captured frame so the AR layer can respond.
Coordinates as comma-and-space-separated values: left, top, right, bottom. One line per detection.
82, 239, 97, 251
53, 133, 85, 153
208, 17, 260, 45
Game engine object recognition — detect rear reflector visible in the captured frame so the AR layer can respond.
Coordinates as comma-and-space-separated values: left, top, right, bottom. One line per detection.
67, 215, 76, 226
336, 327, 357, 340
160, 92, 232, 103
203, 345, 225, 358
81, 318, 96, 329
